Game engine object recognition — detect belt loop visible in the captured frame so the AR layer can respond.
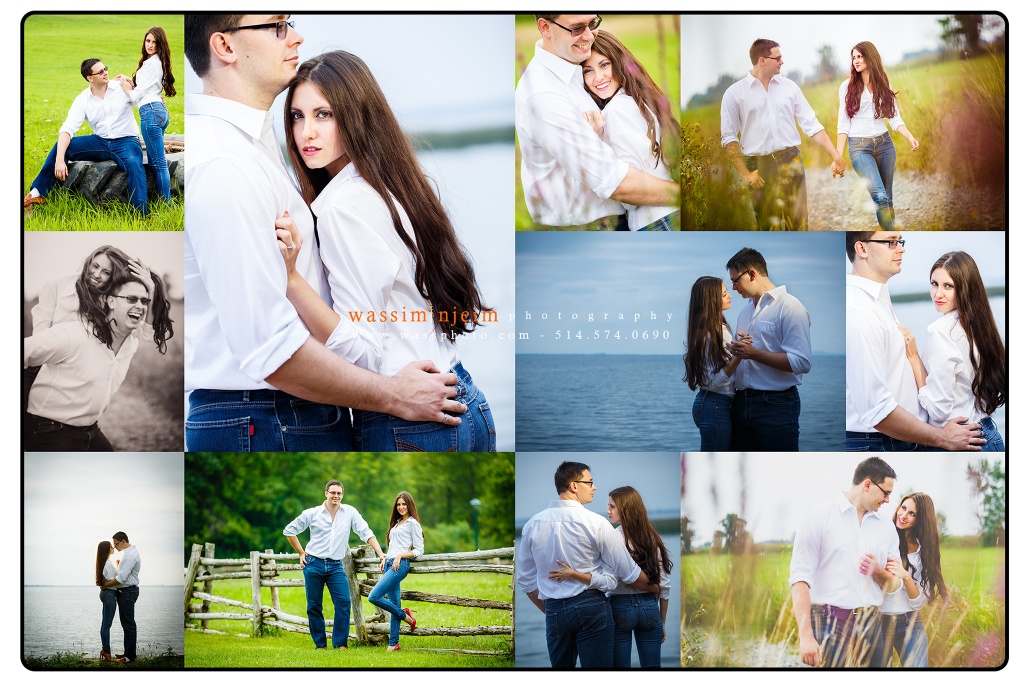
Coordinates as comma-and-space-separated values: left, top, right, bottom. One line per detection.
242, 390, 250, 403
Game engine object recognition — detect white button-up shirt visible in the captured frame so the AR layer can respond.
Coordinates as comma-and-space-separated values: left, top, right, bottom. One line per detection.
115, 545, 142, 587
25, 320, 139, 426
720, 73, 824, 156
919, 311, 987, 425
385, 518, 424, 561
596, 527, 671, 600
846, 274, 925, 431
699, 324, 736, 397
184, 94, 331, 390
517, 499, 641, 601
102, 558, 118, 592
125, 55, 164, 107
59, 85, 139, 139
836, 79, 906, 139
311, 163, 459, 377
733, 285, 811, 391
789, 493, 900, 609
516, 40, 628, 226
880, 548, 929, 614
283, 504, 375, 560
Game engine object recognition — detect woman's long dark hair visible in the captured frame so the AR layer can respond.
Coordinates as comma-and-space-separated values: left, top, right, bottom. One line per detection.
82, 266, 174, 354
684, 276, 731, 391
284, 51, 489, 337
134, 26, 176, 97
585, 31, 679, 169
95, 541, 112, 587
845, 41, 896, 121
931, 251, 1006, 415
76, 245, 132, 325
893, 492, 947, 603
386, 491, 421, 546
609, 486, 672, 587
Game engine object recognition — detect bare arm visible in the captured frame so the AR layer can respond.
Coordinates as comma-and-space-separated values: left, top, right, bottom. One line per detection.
285, 535, 306, 568
874, 405, 983, 451
894, 125, 920, 151
610, 165, 680, 208
724, 140, 763, 188
627, 570, 661, 596
54, 132, 72, 181
809, 129, 846, 174
790, 581, 821, 667
727, 339, 793, 372
897, 324, 928, 390
526, 588, 546, 614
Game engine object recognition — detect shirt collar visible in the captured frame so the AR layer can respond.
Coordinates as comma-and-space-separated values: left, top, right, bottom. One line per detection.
534, 39, 581, 86
744, 71, 781, 89
310, 162, 358, 215
847, 273, 887, 301
927, 309, 959, 334
838, 491, 880, 520
762, 284, 787, 302
548, 499, 583, 509
186, 93, 269, 141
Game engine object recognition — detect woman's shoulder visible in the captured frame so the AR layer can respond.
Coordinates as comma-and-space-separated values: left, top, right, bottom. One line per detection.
839, 78, 851, 93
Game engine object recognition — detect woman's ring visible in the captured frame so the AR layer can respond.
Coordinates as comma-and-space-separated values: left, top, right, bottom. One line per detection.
286, 243, 296, 250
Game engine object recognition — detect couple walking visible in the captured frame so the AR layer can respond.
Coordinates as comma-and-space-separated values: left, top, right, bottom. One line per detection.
95, 531, 141, 663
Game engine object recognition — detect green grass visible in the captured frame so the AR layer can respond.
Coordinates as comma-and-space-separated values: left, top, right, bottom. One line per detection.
22, 14, 184, 229
682, 545, 1005, 668
24, 648, 183, 670
186, 571, 514, 668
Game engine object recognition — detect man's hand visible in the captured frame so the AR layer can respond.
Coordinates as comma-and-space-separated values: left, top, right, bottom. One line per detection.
743, 169, 765, 189
799, 633, 822, 667
387, 360, 467, 425
830, 159, 845, 178
939, 417, 985, 451
858, 552, 876, 576
297, 551, 307, 569
55, 159, 69, 182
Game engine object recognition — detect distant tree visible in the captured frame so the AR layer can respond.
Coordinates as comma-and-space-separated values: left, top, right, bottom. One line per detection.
816, 44, 840, 83
936, 510, 950, 541
939, 15, 985, 58
720, 513, 750, 554
711, 530, 724, 554
681, 516, 696, 555
967, 459, 1005, 547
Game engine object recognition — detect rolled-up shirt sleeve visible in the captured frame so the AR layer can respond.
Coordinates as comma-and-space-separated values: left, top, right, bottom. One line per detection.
780, 299, 812, 376
597, 521, 641, 585
350, 508, 376, 544
837, 80, 853, 137
126, 58, 161, 104
788, 513, 822, 589
792, 84, 825, 138
588, 566, 619, 593
517, 528, 538, 593
411, 521, 424, 559
59, 92, 88, 138
847, 307, 898, 428
282, 510, 311, 537
917, 328, 960, 425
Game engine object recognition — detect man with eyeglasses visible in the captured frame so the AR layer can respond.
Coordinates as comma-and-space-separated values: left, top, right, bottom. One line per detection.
845, 231, 984, 451
516, 14, 680, 229
24, 58, 149, 215
182, 15, 466, 453
99, 532, 141, 663
789, 457, 901, 667
517, 461, 658, 668
283, 480, 385, 650
720, 39, 846, 230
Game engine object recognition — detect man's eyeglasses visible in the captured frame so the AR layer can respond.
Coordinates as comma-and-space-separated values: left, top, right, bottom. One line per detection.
864, 239, 906, 250
113, 295, 151, 306
548, 15, 601, 38
763, 54, 783, 62
574, 480, 596, 488
730, 270, 750, 286
90, 67, 108, 76
221, 19, 295, 40
871, 481, 892, 499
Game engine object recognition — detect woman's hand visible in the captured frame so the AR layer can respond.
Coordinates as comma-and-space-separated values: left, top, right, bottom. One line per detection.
830, 159, 846, 178
275, 211, 303, 277
896, 324, 920, 360
907, 135, 920, 152
128, 259, 155, 298
885, 558, 910, 581
114, 75, 133, 94
392, 558, 402, 572
548, 560, 586, 585
582, 110, 605, 136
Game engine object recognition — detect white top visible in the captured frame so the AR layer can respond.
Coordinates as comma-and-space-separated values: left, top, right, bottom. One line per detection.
733, 285, 811, 391
102, 558, 118, 591
836, 79, 906, 139
517, 500, 641, 601
311, 163, 459, 377
601, 90, 675, 230
516, 40, 629, 225
125, 55, 165, 107
60, 85, 139, 139
283, 503, 375, 560
720, 72, 824, 156
919, 311, 988, 425
385, 518, 424, 561
184, 94, 330, 390
599, 527, 671, 600
788, 492, 900, 609
846, 274, 925, 432
114, 545, 141, 587
31, 274, 153, 341
881, 548, 929, 614
24, 320, 139, 426
699, 323, 736, 397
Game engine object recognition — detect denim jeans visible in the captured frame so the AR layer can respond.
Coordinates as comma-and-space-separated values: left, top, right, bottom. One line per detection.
637, 211, 678, 232
353, 362, 495, 452
810, 604, 882, 668
610, 592, 662, 668
24, 414, 114, 452
303, 556, 351, 649
185, 389, 352, 452
744, 147, 807, 230
31, 134, 148, 214
367, 557, 411, 646
139, 102, 171, 201
115, 585, 139, 661
979, 416, 1005, 452
99, 589, 118, 653
731, 387, 800, 451
845, 431, 925, 452
544, 590, 614, 668
848, 132, 897, 229
873, 611, 928, 667
692, 389, 733, 451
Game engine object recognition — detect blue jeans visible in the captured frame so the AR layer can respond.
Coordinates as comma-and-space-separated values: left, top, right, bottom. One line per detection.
139, 102, 171, 201
185, 389, 352, 452
692, 389, 732, 451
845, 431, 925, 452
544, 590, 614, 668
610, 593, 662, 668
99, 589, 117, 653
367, 557, 411, 646
31, 133, 148, 214
637, 211, 678, 231
811, 604, 881, 668
874, 611, 927, 667
731, 387, 800, 451
744, 147, 807, 230
979, 416, 1005, 451
25, 414, 114, 452
115, 585, 139, 661
353, 362, 495, 452
303, 556, 351, 649
848, 132, 897, 229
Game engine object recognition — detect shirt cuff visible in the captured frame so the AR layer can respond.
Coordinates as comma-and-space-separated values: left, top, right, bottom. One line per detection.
239, 326, 311, 384
591, 159, 630, 200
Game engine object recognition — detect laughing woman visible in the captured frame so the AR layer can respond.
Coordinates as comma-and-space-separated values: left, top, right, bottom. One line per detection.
367, 492, 424, 651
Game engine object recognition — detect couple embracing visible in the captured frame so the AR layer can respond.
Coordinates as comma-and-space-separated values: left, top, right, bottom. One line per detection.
183, 15, 494, 453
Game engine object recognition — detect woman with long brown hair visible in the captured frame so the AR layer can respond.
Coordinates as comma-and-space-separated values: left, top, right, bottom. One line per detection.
367, 492, 424, 651
275, 50, 494, 452
579, 31, 679, 231
900, 251, 1006, 451
95, 540, 118, 661
684, 276, 740, 451
873, 492, 947, 667
835, 41, 920, 228
116, 26, 177, 202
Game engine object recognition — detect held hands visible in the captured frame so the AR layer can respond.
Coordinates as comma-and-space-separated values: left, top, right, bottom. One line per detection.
275, 211, 302, 277
830, 158, 846, 178
582, 110, 605, 136
725, 334, 755, 359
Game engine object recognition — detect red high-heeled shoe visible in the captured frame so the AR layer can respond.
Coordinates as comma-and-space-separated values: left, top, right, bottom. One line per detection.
403, 607, 417, 632
387, 644, 401, 652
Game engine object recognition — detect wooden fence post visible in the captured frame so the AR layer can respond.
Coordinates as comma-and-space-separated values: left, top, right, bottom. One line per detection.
266, 548, 281, 611
250, 551, 263, 636
183, 543, 202, 618
345, 549, 365, 644
200, 543, 215, 630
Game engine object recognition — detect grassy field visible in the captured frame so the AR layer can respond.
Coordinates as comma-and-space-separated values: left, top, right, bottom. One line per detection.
186, 571, 514, 668
514, 15, 681, 230
681, 545, 1005, 668
22, 14, 184, 230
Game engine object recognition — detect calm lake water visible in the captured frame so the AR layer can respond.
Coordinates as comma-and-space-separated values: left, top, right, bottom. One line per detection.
24, 585, 183, 658
514, 530, 681, 668
516, 354, 845, 452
